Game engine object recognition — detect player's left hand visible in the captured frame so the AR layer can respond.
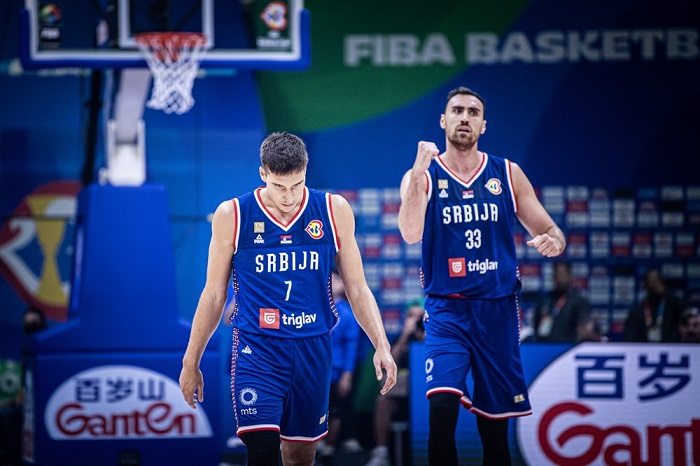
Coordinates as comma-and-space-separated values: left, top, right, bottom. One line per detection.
374, 348, 397, 395
527, 233, 563, 257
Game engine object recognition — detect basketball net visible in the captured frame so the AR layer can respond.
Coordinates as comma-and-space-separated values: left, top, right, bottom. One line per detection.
135, 32, 208, 115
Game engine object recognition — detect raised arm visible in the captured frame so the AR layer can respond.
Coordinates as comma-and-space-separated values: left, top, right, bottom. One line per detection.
332, 194, 397, 395
511, 162, 566, 257
398, 141, 438, 244
180, 199, 236, 408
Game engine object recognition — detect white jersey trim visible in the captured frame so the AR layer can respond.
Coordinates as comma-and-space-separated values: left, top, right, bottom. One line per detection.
435, 152, 488, 188
470, 406, 533, 419
254, 186, 310, 232
232, 198, 241, 253
505, 159, 518, 213
425, 170, 433, 201
280, 431, 329, 442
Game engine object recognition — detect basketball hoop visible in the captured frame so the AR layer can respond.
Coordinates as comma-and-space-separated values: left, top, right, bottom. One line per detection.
135, 32, 208, 115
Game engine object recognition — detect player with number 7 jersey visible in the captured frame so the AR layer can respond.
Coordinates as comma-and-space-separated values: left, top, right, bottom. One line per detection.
180, 133, 395, 464
231, 186, 340, 337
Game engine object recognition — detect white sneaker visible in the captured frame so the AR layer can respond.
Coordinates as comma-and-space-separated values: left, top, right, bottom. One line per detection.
365, 457, 390, 466
316, 442, 335, 457
341, 438, 364, 453
364, 446, 389, 466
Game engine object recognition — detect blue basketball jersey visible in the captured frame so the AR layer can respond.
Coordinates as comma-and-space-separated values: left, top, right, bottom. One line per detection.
421, 154, 521, 298
231, 187, 340, 337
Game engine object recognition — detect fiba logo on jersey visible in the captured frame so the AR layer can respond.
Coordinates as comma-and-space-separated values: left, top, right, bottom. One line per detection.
484, 178, 503, 195
259, 308, 280, 329
305, 220, 324, 239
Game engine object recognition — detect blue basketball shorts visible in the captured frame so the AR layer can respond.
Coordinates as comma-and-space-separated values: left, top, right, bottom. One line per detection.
231, 329, 332, 441
423, 294, 532, 419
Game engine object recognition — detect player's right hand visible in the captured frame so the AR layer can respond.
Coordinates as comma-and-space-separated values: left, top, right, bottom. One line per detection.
179, 366, 204, 409
374, 348, 398, 396
413, 141, 440, 173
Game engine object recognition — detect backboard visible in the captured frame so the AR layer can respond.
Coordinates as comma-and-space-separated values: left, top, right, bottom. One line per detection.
19, 0, 309, 70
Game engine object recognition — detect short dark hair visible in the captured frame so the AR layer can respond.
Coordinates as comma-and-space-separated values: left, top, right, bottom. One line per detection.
23, 306, 47, 334
260, 132, 309, 175
446, 86, 485, 112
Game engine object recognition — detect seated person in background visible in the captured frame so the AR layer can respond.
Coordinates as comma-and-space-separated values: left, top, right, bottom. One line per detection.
576, 313, 607, 343
624, 268, 687, 342
0, 307, 47, 465
533, 261, 591, 343
365, 299, 426, 466
678, 307, 700, 343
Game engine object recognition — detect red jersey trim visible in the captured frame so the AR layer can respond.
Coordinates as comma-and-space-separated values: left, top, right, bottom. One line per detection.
254, 186, 309, 232
236, 424, 281, 436
435, 151, 487, 188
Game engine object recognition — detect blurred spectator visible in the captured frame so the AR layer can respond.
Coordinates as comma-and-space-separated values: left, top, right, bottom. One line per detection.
518, 307, 536, 343
0, 307, 47, 465
365, 299, 425, 466
624, 269, 686, 342
317, 270, 362, 465
576, 313, 607, 343
21, 308, 46, 335
533, 262, 591, 343
678, 307, 700, 343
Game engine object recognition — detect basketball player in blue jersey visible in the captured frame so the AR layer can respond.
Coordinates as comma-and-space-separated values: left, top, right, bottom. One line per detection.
180, 132, 397, 466
398, 87, 566, 466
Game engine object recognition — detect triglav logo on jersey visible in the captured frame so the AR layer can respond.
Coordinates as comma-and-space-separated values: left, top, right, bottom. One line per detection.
305, 220, 324, 239
259, 308, 280, 329
448, 258, 466, 277
258, 308, 318, 330
468, 259, 499, 274
485, 178, 503, 195
282, 312, 318, 329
